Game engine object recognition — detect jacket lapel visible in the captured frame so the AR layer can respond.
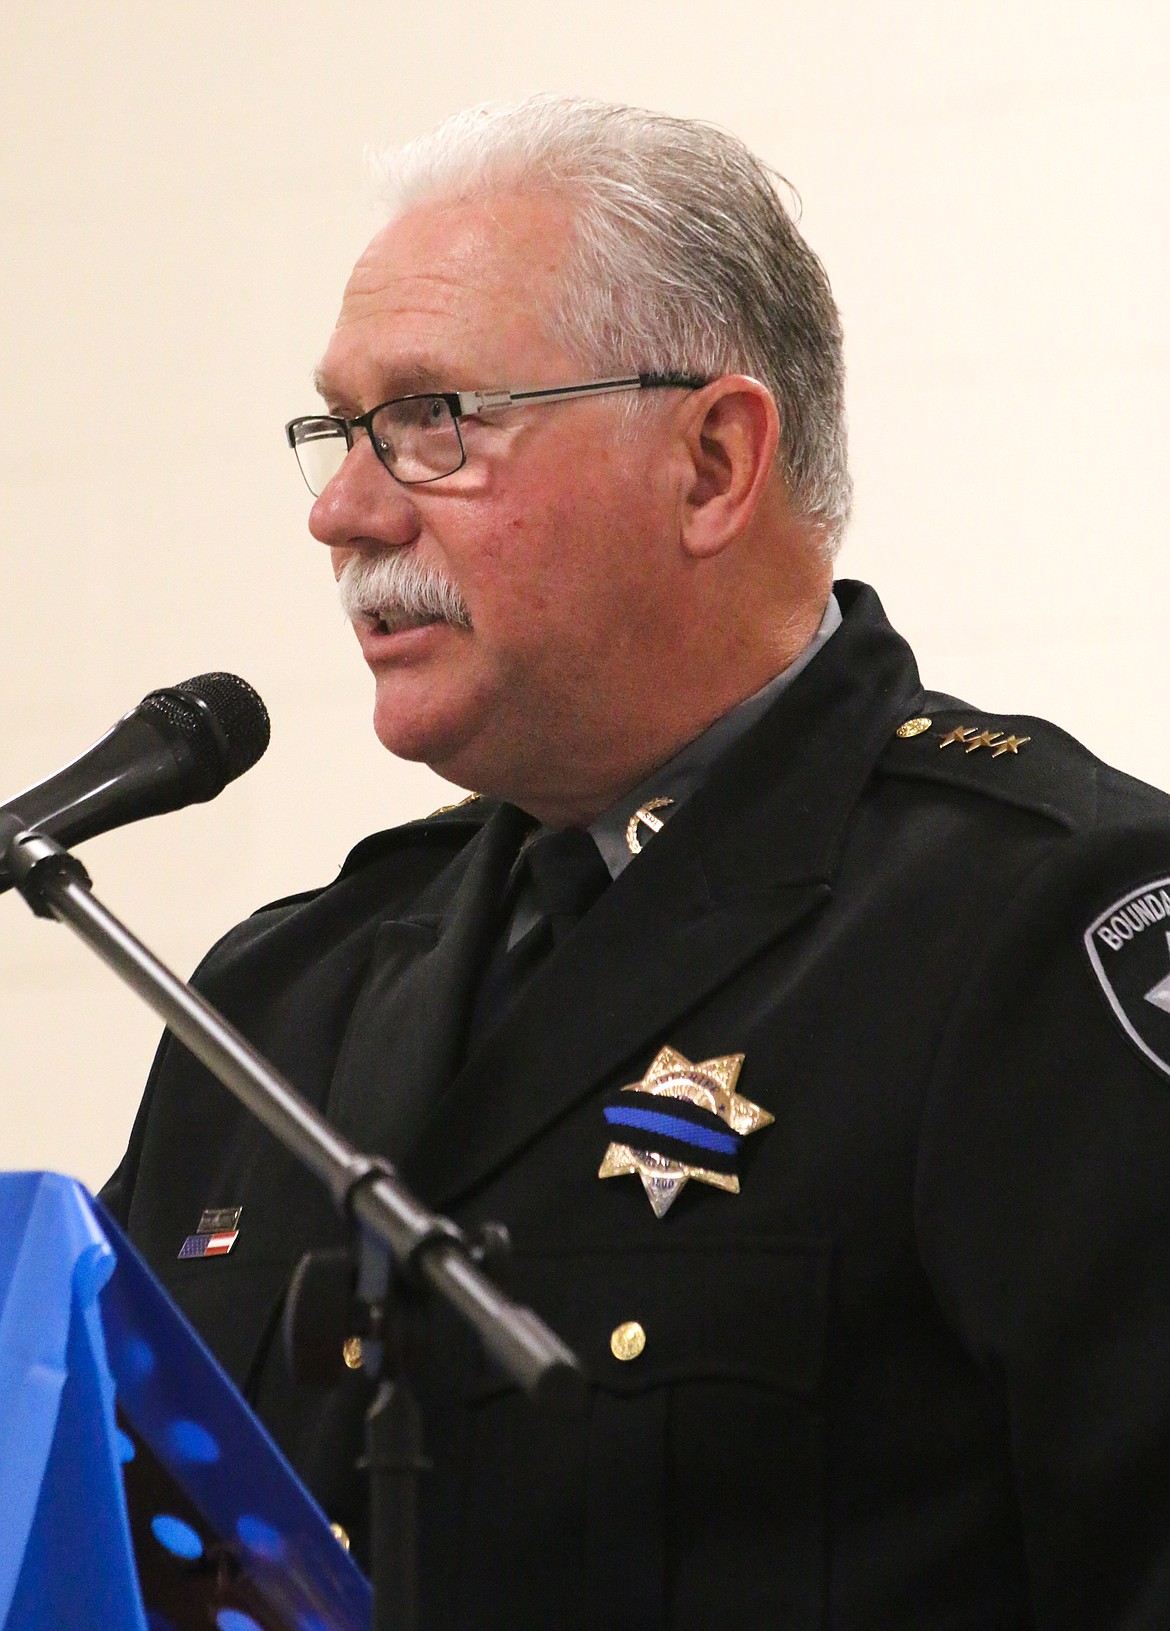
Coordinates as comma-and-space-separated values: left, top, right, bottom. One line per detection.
403, 835, 830, 1206
403, 581, 926, 1208
326, 801, 531, 1159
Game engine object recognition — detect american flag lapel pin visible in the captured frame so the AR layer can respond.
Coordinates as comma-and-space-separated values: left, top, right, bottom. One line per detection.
178, 1206, 242, 1260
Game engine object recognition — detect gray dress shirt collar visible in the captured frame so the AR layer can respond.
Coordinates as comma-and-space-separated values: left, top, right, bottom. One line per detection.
506, 593, 841, 946
590, 591, 842, 881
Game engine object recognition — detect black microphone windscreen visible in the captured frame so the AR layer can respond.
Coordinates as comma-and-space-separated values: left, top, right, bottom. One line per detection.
141, 672, 271, 788
0, 672, 271, 898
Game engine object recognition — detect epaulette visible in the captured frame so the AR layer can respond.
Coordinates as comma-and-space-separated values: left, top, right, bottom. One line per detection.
877, 698, 1099, 832
338, 791, 491, 877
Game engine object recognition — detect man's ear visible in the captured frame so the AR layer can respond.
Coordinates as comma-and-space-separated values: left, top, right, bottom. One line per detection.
677, 376, 781, 560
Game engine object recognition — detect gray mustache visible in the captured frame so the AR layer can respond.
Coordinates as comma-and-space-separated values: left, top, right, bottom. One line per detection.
338, 550, 472, 633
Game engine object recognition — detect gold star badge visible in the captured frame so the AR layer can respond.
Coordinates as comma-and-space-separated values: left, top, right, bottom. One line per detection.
599, 1046, 773, 1218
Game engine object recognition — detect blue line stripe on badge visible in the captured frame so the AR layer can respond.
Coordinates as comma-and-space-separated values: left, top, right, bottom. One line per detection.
603, 1105, 740, 1155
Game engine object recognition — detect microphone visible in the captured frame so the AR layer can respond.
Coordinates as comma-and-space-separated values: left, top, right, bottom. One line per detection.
0, 673, 270, 894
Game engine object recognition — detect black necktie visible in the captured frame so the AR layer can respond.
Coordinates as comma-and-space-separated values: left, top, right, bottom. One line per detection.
467, 826, 612, 1046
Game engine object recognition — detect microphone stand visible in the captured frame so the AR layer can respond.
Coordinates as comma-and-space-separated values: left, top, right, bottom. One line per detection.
2, 822, 586, 1631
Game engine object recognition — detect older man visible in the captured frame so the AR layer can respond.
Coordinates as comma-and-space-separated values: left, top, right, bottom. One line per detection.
104, 99, 1170, 1629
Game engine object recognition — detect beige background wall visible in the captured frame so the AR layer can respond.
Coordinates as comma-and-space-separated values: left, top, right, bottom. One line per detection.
1, 0, 1167, 1192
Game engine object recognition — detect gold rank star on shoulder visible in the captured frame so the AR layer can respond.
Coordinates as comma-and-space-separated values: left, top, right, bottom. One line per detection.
896, 718, 1030, 758
937, 725, 1030, 757
427, 792, 482, 815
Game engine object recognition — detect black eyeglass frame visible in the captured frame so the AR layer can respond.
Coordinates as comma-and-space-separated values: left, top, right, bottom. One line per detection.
284, 370, 709, 493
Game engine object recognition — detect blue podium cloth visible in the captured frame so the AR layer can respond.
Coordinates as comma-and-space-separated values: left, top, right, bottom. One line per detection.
0, 1172, 371, 1631
0, 1170, 145, 1629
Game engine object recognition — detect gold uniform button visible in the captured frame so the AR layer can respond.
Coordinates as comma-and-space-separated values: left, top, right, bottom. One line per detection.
342, 1335, 364, 1371
895, 716, 932, 740
610, 1320, 646, 1361
330, 1522, 351, 1551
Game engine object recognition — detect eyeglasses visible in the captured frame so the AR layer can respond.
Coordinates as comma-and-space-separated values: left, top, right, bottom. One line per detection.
285, 371, 707, 496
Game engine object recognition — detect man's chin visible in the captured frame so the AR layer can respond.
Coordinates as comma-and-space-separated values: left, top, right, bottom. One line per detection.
370, 672, 482, 776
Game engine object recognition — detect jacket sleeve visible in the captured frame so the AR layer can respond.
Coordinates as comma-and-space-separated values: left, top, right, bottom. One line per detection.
96, 915, 257, 1227
915, 822, 1170, 1628
97, 1031, 169, 1226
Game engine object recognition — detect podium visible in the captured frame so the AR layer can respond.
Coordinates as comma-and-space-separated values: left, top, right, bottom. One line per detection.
0, 1170, 370, 1631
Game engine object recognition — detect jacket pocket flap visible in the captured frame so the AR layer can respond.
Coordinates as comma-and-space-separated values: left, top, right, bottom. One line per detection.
467, 1236, 831, 1401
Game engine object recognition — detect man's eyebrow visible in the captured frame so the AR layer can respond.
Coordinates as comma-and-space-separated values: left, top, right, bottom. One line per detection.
311, 361, 451, 408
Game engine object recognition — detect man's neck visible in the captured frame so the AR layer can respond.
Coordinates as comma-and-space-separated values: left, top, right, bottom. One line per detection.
514, 590, 840, 829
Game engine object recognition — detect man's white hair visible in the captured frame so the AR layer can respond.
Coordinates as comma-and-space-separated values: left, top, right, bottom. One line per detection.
374, 96, 851, 555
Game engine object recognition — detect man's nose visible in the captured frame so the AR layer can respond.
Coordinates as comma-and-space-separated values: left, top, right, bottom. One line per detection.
307, 433, 421, 553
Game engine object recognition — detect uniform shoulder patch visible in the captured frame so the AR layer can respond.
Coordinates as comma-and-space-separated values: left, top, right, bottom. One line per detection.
879, 702, 1099, 831
1085, 877, 1170, 1082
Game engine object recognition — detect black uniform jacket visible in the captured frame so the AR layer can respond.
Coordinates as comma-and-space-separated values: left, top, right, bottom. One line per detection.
103, 582, 1170, 1631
